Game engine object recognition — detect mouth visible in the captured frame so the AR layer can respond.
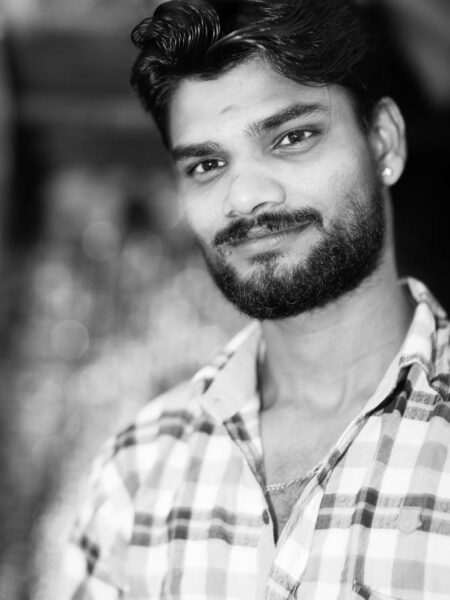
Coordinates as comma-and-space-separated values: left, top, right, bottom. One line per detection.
228, 221, 313, 253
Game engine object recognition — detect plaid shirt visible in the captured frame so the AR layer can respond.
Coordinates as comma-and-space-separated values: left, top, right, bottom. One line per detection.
61, 279, 450, 600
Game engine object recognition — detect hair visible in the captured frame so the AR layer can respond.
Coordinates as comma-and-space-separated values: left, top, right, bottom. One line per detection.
130, 0, 389, 147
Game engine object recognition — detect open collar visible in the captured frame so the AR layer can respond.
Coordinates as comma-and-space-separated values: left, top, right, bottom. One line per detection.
196, 279, 449, 424
197, 321, 263, 423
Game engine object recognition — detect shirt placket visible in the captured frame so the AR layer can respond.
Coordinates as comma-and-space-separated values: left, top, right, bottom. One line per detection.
220, 404, 378, 600
266, 370, 407, 600
222, 411, 279, 596
264, 413, 373, 600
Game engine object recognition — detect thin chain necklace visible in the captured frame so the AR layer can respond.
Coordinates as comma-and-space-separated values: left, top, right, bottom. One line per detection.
266, 474, 308, 494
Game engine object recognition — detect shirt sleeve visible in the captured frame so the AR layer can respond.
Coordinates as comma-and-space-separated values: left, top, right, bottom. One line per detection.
58, 446, 135, 600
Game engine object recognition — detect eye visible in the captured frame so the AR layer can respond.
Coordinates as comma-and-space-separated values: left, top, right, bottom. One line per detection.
188, 158, 226, 178
276, 129, 315, 148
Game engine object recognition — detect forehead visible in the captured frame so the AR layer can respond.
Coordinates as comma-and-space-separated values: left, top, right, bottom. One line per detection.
168, 57, 355, 148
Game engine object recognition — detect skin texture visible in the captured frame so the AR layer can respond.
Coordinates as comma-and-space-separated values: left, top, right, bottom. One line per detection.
170, 63, 378, 282
168, 56, 412, 534
170, 58, 398, 299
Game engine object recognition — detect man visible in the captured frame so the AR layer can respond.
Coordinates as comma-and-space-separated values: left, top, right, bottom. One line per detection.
61, 1, 450, 598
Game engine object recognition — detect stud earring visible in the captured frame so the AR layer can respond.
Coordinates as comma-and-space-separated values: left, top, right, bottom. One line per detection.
382, 166, 393, 179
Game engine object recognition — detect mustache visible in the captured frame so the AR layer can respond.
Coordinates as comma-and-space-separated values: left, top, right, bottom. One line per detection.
214, 208, 324, 247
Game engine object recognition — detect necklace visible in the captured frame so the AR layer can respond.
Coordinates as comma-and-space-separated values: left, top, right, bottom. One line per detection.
266, 474, 308, 494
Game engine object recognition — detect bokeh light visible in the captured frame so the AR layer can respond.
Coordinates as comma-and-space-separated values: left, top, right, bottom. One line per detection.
50, 320, 90, 361
81, 221, 121, 262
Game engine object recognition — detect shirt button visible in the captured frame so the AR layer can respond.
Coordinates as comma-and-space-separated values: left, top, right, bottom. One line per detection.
262, 509, 270, 524
398, 507, 422, 534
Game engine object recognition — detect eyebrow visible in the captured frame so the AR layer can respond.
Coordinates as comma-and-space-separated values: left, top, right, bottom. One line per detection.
246, 102, 328, 137
170, 102, 327, 164
171, 141, 223, 164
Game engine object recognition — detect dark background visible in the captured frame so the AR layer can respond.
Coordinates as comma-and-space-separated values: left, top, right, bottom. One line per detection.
0, 0, 449, 598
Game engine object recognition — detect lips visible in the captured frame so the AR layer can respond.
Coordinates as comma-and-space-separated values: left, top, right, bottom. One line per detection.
213, 209, 323, 250
229, 221, 312, 247
222, 222, 314, 258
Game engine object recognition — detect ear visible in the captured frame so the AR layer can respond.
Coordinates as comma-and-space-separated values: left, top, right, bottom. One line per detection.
369, 97, 407, 187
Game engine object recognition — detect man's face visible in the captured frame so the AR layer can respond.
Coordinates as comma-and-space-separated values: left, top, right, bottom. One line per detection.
169, 57, 386, 320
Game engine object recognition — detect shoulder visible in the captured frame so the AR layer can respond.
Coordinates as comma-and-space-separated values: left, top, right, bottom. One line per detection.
123, 379, 202, 439
87, 321, 261, 497
69, 378, 207, 553
96, 378, 205, 475
65, 383, 204, 596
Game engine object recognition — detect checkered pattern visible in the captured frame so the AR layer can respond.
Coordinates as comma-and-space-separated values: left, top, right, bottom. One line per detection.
60, 279, 450, 600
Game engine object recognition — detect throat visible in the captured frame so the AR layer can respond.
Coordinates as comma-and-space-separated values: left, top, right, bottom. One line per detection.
259, 275, 415, 413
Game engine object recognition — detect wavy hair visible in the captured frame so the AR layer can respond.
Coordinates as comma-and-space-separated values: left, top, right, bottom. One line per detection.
131, 0, 388, 146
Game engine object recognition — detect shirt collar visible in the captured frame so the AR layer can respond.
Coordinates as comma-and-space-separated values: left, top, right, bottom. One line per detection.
399, 278, 448, 383
197, 321, 263, 422
197, 278, 449, 423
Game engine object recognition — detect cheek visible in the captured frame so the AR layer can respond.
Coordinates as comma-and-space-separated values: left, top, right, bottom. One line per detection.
276, 132, 373, 215
311, 146, 375, 218
182, 196, 218, 245
181, 179, 231, 242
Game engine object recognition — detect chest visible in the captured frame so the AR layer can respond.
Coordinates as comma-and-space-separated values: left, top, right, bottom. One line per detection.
259, 407, 352, 488
125, 406, 450, 600
259, 407, 358, 537
266, 481, 309, 539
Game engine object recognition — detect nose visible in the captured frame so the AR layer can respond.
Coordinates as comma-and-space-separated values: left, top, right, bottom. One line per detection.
223, 171, 286, 218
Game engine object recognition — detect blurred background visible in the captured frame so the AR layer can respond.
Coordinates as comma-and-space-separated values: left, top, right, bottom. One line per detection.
0, 0, 448, 598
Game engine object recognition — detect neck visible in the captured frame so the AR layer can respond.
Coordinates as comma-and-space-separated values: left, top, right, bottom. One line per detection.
260, 248, 414, 418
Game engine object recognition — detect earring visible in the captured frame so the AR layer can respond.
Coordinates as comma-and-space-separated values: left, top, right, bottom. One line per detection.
382, 166, 393, 179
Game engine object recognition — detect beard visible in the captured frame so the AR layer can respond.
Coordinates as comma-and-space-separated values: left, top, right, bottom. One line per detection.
195, 186, 386, 320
